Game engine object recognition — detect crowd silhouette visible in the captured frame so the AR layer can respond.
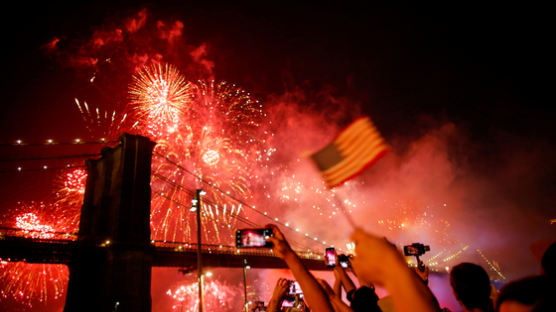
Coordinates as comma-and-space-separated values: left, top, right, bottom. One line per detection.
248, 224, 554, 312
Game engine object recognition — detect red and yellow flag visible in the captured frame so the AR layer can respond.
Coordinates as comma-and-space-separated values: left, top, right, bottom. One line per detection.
310, 116, 389, 188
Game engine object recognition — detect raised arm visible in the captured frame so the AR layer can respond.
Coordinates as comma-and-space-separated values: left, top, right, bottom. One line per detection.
318, 278, 354, 312
350, 228, 440, 312
334, 261, 356, 297
267, 277, 291, 312
266, 224, 334, 312
333, 267, 342, 297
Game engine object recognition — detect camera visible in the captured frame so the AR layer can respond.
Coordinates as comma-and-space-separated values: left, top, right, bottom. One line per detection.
338, 254, 353, 268
325, 247, 336, 268
235, 228, 274, 248
403, 243, 430, 257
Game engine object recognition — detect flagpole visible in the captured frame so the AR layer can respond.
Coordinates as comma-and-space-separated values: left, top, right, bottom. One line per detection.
332, 193, 357, 228
243, 259, 249, 312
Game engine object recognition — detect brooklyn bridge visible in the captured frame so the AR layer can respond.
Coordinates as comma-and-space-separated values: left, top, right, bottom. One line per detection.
0, 134, 328, 312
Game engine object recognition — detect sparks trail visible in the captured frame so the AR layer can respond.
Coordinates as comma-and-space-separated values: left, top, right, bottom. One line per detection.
153, 191, 258, 232
166, 280, 241, 312
154, 153, 326, 252
74, 98, 128, 140
151, 172, 318, 252
153, 173, 251, 226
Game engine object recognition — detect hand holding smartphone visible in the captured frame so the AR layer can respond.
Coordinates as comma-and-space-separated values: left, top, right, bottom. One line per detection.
338, 254, 352, 268
235, 228, 274, 248
325, 247, 336, 268
325, 247, 352, 268
288, 281, 302, 295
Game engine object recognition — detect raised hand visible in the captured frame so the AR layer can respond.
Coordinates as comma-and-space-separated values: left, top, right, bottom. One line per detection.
349, 228, 440, 312
267, 277, 292, 311
350, 228, 404, 286
415, 264, 430, 285
265, 223, 295, 260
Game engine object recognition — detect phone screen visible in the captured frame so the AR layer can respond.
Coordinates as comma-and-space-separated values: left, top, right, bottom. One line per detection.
235, 229, 273, 248
404, 245, 418, 256
288, 281, 302, 295
325, 247, 336, 267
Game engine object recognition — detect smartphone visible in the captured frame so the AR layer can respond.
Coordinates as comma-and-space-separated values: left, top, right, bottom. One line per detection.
288, 281, 302, 295
325, 247, 336, 267
253, 301, 265, 311
235, 228, 273, 248
338, 254, 351, 268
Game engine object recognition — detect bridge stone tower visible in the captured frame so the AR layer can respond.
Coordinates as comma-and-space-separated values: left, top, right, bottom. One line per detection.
64, 134, 156, 312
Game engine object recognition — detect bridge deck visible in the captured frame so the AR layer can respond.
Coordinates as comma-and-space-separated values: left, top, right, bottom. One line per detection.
0, 236, 330, 271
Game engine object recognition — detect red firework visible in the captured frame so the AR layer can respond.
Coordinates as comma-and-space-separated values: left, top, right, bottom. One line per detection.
140, 78, 273, 244
0, 202, 72, 309
166, 280, 241, 312
128, 63, 193, 139
52, 168, 88, 235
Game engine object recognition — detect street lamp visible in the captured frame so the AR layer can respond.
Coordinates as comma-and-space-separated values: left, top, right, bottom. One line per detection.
195, 189, 206, 312
243, 259, 249, 312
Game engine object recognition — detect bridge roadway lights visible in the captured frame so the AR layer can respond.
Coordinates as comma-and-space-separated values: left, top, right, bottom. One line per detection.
152, 245, 329, 270
0, 237, 330, 270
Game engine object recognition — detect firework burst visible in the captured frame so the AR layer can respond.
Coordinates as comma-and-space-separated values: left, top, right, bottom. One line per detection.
147, 79, 274, 244
72, 62, 275, 245
166, 280, 241, 312
0, 202, 72, 309
0, 261, 68, 309
0, 202, 77, 240
128, 63, 193, 139
49, 168, 88, 235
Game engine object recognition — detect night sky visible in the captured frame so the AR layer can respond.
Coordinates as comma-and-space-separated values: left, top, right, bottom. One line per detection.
2, 2, 553, 136
0, 1, 554, 309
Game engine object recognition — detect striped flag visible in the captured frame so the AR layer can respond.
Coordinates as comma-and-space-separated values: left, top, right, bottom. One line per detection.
310, 116, 389, 188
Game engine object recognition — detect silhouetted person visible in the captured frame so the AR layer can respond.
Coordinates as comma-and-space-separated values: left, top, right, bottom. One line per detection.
496, 275, 552, 312
350, 228, 440, 312
349, 285, 381, 312
450, 263, 494, 312
332, 253, 381, 311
